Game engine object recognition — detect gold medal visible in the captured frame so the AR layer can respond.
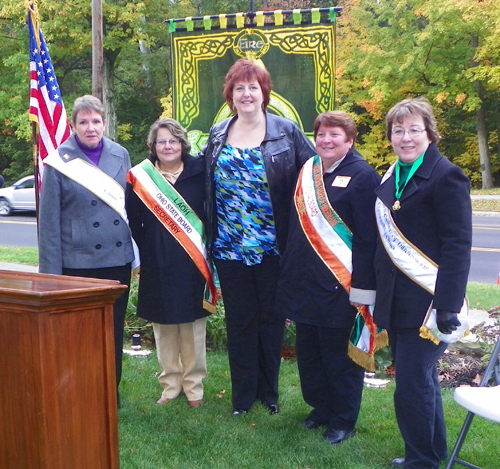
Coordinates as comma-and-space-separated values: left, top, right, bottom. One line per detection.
392, 200, 401, 211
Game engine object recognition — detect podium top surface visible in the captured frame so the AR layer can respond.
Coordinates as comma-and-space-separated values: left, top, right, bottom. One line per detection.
0, 270, 127, 311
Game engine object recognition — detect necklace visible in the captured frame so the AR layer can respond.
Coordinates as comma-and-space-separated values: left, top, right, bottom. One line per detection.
393, 153, 425, 210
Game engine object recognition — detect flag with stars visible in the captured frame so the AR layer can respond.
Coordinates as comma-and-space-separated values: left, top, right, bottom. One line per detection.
28, 5, 70, 164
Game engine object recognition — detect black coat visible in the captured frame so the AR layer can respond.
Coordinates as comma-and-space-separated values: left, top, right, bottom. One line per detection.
275, 150, 381, 328
373, 143, 472, 330
126, 156, 209, 324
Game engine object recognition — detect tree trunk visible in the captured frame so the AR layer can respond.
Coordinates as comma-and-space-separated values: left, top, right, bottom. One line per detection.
476, 79, 493, 188
495, 91, 500, 158
471, 35, 493, 189
139, 16, 151, 90
103, 50, 118, 142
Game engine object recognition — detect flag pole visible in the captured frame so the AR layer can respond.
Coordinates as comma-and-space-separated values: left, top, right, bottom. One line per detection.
27, 0, 71, 235
32, 122, 40, 236
27, 0, 40, 235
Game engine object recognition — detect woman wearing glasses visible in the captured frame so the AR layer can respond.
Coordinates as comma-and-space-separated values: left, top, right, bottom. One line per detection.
127, 118, 215, 409
374, 98, 472, 469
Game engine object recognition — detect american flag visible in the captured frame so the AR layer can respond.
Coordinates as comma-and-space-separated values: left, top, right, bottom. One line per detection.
28, 5, 70, 164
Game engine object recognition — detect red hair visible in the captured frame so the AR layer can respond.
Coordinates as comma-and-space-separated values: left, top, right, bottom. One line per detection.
223, 59, 272, 114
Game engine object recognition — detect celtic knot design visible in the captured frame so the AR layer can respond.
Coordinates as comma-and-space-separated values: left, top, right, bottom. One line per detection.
172, 25, 335, 127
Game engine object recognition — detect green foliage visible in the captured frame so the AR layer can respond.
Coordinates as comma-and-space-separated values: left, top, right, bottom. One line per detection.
1, 0, 500, 183
124, 273, 153, 338
337, 0, 500, 183
374, 345, 393, 372
206, 294, 228, 350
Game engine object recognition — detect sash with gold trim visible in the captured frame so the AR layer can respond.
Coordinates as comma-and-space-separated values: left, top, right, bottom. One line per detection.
44, 149, 140, 269
127, 159, 216, 313
376, 164, 469, 344
295, 155, 387, 371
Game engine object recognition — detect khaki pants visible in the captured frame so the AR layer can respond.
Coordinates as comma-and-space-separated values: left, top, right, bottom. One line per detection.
153, 317, 207, 402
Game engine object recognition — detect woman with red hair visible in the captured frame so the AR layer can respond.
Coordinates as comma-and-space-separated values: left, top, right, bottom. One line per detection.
203, 59, 315, 415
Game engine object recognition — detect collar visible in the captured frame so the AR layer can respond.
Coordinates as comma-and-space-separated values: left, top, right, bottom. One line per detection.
324, 155, 347, 174
155, 160, 184, 184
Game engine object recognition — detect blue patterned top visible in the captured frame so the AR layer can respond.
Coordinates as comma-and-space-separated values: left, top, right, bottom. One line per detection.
213, 143, 278, 266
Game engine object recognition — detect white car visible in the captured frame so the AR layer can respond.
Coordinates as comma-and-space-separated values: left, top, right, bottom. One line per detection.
0, 175, 36, 216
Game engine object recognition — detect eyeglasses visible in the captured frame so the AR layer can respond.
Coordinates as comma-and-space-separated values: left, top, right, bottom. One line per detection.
156, 139, 181, 146
392, 128, 426, 138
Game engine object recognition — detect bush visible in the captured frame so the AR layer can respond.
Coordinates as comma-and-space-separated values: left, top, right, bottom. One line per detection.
206, 290, 228, 349
124, 274, 153, 342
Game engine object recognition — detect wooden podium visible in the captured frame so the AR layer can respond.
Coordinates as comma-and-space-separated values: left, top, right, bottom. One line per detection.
0, 270, 127, 469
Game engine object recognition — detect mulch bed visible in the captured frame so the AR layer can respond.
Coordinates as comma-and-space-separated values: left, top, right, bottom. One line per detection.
437, 322, 499, 388
438, 352, 484, 388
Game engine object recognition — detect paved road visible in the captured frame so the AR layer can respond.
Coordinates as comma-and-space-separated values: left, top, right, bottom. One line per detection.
471, 214, 500, 283
0, 212, 38, 248
1, 210, 500, 283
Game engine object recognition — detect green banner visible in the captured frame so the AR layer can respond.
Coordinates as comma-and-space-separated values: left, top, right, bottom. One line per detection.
170, 21, 336, 153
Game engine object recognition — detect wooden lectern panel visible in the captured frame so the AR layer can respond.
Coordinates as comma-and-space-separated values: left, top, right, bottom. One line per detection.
0, 270, 127, 469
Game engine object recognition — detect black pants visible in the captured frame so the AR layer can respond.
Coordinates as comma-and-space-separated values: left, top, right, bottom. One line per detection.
214, 255, 285, 410
389, 329, 448, 469
63, 264, 131, 388
296, 323, 365, 430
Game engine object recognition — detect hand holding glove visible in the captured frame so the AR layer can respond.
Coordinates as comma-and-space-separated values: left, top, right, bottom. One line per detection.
436, 309, 461, 334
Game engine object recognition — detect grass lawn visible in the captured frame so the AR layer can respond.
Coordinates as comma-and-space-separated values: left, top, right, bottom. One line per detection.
0, 245, 38, 265
118, 350, 500, 469
467, 282, 500, 310
471, 199, 500, 212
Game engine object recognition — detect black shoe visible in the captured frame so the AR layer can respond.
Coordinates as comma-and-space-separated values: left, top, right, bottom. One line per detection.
391, 457, 405, 467
267, 404, 279, 415
299, 418, 324, 429
322, 428, 356, 445
232, 408, 248, 416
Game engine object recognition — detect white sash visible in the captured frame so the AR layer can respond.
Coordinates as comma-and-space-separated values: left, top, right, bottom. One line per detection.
44, 150, 140, 269
376, 165, 468, 344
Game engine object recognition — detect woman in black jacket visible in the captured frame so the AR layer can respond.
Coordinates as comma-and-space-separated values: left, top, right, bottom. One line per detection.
202, 59, 316, 415
276, 111, 381, 445
127, 118, 213, 409
374, 98, 472, 469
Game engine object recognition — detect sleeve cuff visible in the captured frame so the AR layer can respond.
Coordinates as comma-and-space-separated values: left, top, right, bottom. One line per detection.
349, 288, 376, 305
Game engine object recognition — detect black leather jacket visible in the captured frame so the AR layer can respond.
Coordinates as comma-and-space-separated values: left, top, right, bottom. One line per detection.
203, 112, 316, 255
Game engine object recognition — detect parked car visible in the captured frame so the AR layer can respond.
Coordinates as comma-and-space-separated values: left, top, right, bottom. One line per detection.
0, 175, 36, 216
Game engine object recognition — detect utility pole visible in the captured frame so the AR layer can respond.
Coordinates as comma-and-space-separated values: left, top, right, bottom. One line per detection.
92, 0, 103, 102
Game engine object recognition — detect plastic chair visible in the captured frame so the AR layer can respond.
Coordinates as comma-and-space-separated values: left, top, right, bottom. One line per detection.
445, 334, 500, 469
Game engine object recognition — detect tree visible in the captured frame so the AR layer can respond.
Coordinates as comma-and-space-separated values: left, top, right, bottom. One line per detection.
336, 0, 500, 186
0, 0, 194, 175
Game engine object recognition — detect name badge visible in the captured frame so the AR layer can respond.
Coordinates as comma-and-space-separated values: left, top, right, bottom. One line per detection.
332, 176, 351, 188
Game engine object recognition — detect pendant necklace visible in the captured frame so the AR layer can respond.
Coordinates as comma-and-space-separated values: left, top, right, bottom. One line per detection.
393, 153, 425, 212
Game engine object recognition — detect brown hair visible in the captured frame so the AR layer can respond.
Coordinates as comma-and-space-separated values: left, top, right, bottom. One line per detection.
147, 117, 191, 161
71, 95, 105, 124
223, 59, 272, 114
386, 97, 441, 144
313, 111, 357, 145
